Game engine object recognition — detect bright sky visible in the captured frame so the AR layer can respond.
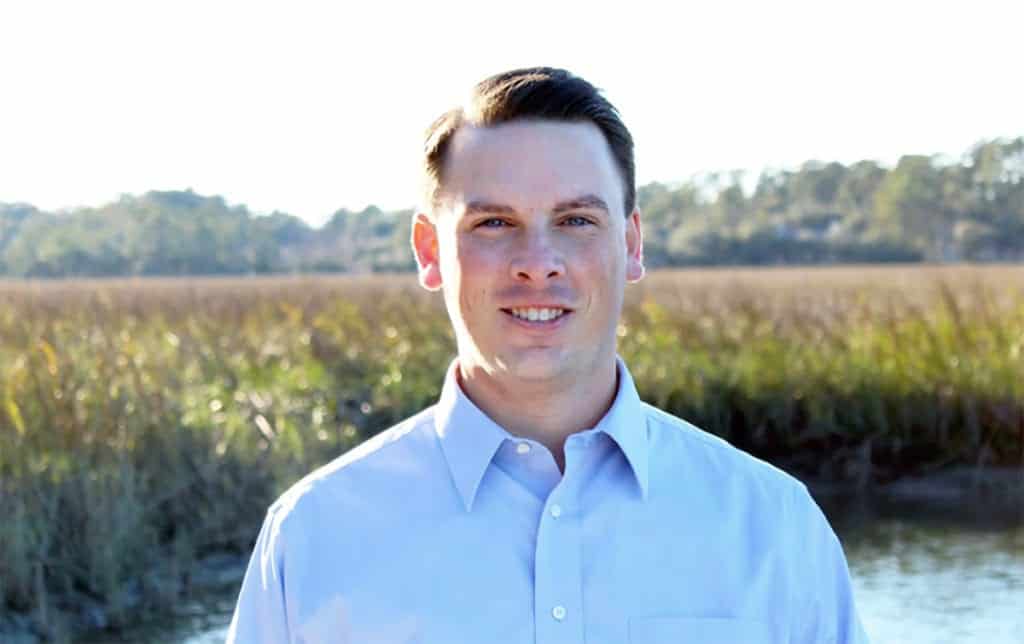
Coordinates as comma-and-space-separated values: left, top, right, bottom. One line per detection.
2, 1, 1021, 227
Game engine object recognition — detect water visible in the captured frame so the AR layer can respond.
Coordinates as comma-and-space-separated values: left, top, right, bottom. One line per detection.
113, 492, 1024, 643
850, 524, 1023, 642
822, 492, 1024, 643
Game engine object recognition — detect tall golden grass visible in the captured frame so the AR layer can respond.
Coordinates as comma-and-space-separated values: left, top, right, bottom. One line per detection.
1, 265, 1022, 640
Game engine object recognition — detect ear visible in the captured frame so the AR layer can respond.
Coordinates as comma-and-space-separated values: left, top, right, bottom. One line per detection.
625, 207, 645, 283
411, 211, 443, 291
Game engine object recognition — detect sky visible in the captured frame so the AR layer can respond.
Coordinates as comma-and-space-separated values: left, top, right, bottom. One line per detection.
1, 1, 1021, 227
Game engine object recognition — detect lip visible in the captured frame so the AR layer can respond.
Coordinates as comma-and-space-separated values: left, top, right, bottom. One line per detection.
500, 307, 573, 331
500, 304, 574, 311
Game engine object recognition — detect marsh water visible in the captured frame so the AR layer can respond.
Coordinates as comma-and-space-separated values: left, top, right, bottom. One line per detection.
98, 489, 1024, 644
821, 491, 1024, 643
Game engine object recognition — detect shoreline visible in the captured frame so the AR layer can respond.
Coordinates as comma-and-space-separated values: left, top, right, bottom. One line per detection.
806, 465, 1024, 504
2, 465, 1022, 643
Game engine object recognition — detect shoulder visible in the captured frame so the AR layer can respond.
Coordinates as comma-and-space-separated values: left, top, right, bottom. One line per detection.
640, 402, 808, 501
263, 405, 442, 531
639, 403, 833, 564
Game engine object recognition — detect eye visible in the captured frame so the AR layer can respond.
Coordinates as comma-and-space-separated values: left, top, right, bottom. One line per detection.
562, 215, 593, 227
476, 217, 510, 229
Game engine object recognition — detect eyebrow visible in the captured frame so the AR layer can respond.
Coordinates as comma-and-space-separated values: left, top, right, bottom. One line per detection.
463, 201, 517, 217
553, 194, 611, 215
463, 194, 611, 217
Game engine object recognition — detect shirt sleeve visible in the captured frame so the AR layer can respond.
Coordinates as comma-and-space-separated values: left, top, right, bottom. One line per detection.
226, 503, 293, 643
790, 483, 871, 644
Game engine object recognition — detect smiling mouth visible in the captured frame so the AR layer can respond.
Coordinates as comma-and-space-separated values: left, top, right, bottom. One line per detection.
501, 307, 571, 323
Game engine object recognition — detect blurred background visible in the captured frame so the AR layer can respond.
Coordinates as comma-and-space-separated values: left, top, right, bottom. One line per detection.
1, 1, 1021, 642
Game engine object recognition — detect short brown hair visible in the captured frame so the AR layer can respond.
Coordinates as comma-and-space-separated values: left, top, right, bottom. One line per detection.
422, 67, 636, 216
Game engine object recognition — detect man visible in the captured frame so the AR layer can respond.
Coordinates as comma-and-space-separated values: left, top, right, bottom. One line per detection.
228, 67, 869, 643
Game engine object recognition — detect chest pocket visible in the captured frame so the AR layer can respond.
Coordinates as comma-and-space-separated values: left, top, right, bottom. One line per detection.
629, 616, 775, 643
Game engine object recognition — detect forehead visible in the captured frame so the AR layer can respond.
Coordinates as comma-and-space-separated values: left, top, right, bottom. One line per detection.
439, 120, 624, 216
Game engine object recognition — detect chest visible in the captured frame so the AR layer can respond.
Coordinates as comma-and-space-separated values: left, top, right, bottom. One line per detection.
285, 486, 792, 643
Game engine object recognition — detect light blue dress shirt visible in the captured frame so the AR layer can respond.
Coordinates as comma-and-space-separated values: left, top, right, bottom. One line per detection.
228, 358, 869, 643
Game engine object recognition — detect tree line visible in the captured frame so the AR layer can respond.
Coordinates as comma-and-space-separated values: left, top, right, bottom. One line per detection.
1, 138, 1021, 278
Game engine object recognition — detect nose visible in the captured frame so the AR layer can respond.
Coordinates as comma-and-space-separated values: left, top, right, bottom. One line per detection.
509, 229, 565, 282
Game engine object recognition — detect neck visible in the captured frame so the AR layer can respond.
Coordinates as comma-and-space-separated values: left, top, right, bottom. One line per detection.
456, 357, 619, 473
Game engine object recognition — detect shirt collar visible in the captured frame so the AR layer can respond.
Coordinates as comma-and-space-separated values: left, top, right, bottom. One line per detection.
433, 356, 649, 512
593, 356, 650, 502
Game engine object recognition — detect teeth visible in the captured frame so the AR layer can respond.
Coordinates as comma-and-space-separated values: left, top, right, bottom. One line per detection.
510, 307, 565, 321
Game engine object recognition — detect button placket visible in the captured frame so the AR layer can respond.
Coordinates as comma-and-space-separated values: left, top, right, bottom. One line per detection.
533, 442, 587, 644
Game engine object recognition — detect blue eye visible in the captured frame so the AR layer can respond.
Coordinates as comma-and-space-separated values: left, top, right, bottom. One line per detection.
563, 216, 592, 226
477, 218, 509, 228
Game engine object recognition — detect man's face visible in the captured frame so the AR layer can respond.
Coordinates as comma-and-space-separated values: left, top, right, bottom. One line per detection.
412, 119, 644, 384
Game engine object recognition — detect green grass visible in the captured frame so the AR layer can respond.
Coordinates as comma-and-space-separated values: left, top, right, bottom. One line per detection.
1, 266, 1022, 640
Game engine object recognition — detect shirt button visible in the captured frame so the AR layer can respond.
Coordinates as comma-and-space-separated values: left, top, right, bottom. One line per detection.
550, 504, 562, 518
516, 442, 531, 455
552, 605, 566, 621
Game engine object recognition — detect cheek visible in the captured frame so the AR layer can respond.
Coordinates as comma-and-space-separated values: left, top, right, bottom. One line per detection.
579, 241, 625, 315
578, 236, 622, 280
449, 231, 504, 268
449, 242, 499, 314
453, 239, 496, 271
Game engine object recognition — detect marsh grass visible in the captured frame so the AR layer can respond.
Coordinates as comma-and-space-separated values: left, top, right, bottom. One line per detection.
1, 266, 1022, 640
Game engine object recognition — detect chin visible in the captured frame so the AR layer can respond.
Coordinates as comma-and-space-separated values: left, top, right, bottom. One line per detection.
498, 347, 578, 381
